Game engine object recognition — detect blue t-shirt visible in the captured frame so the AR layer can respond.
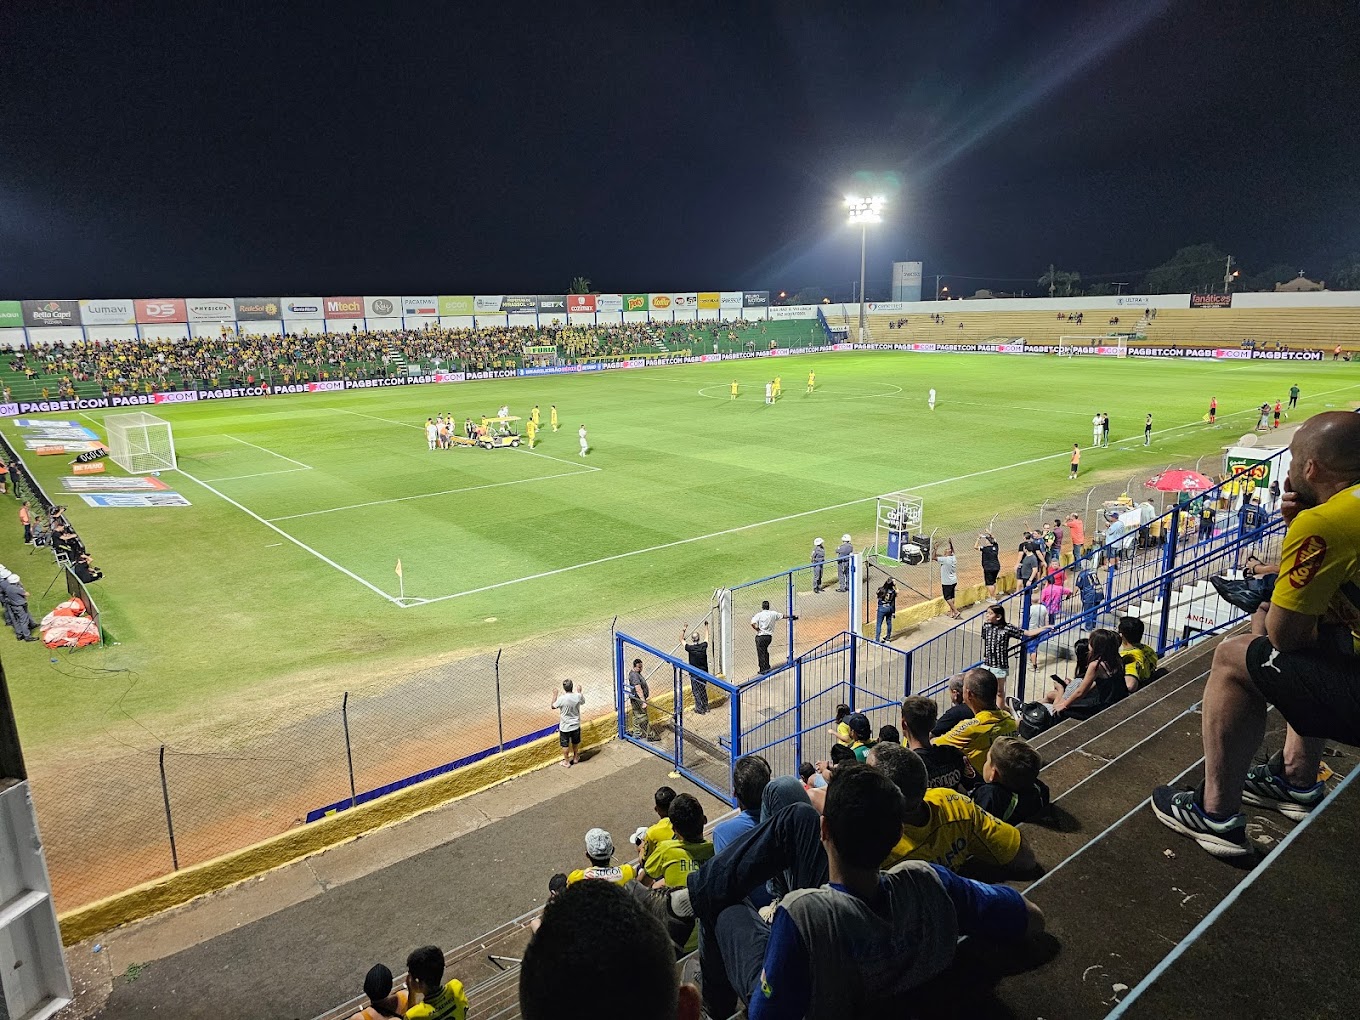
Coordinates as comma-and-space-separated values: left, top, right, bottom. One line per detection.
712, 810, 759, 853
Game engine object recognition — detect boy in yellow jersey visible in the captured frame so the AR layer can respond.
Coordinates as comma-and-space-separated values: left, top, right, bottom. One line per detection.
806, 370, 815, 392
634, 786, 676, 861
404, 945, 467, 1020
550, 404, 559, 431
932, 667, 1019, 772
730, 379, 739, 400
869, 742, 1036, 874
526, 418, 537, 448
772, 375, 782, 398
567, 828, 637, 885
640, 794, 713, 952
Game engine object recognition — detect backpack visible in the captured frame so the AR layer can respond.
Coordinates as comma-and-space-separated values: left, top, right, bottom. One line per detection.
1018, 702, 1056, 740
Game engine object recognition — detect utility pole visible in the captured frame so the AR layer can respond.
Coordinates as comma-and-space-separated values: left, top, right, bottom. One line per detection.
1113, 282, 1128, 295
1048, 263, 1057, 298
1223, 255, 1234, 294
935, 274, 942, 301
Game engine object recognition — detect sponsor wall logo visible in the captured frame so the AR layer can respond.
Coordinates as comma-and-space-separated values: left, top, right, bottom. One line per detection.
61, 476, 171, 493
536, 295, 567, 313
770, 305, 817, 320
474, 295, 505, 313
0, 300, 23, 328
402, 296, 438, 316
698, 292, 720, 310
624, 294, 647, 311
1191, 292, 1232, 308
79, 299, 136, 325
1252, 349, 1323, 361
80, 492, 192, 508
742, 291, 770, 308
649, 293, 673, 310
22, 299, 81, 327
719, 291, 743, 308
1115, 295, 1150, 307
306, 381, 347, 393
567, 294, 597, 313
1211, 348, 1252, 360
501, 295, 537, 312
282, 298, 325, 318
673, 293, 699, 308
136, 298, 188, 323
186, 298, 236, 322
437, 295, 475, 316
152, 391, 199, 404
324, 296, 364, 318
596, 294, 623, 313
234, 297, 281, 320
365, 296, 400, 318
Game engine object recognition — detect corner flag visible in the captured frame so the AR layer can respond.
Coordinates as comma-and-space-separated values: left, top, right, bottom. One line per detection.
395, 559, 403, 578
395, 558, 404, 600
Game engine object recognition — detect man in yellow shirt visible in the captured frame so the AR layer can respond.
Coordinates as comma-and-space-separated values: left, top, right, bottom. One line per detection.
550, 404, 559, 431
567, 828, 637, 886
526, 418, 538, 448
730, 379, 739, 400
806, 370, 815, 393
772, 375, 782, 398
641, 794, 713, 952
1153, 411, 1360, 859
634, 786, 676, 861
404, 945, 467, 1020
931, 667, 1018, 772
870, 743, 1036, 874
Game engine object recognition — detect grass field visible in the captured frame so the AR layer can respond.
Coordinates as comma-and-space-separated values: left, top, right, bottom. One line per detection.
6, 352, 1357, 757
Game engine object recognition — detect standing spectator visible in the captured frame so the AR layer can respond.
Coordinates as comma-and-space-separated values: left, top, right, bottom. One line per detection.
627, 659, 652, 740
569, 828, 637, 885
1049, 518, 1065, 565
1075, 562, 1103, 629
403, 945, 468, 1020
936, 542, 961, 619
712, 755, 772, 852
874, 578, 898, 640
1288, 383, 1300, 409
979, 607, 1049, 700
1066, 512, 1086, 562
901, 696, 977, 790
358, 963, 407, 1019
1091, 412, 1103, 449
1, 574, 37, 642
828, 703, 853, 747
551, 679, 585, 767
1015, 540, 1042, 590
750, 600, 795, 675
1239, 494, 1269, 537
18, 501, 31, 545
810, 537, 826, 592
1101, 412, 1111, 447
932, 667, 1020, 773
1038, 573, 1073, 624
1198, 498, 1217, 544
931, 678, 975, 737
681, 622, 711, 714
1144, 413, 1153, 446
835, 534, 854, 591
1069, 443, 1081, 480
976, 531, 1001, 602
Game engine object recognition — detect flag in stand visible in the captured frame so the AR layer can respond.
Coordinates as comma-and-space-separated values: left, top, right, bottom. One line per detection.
395, 559, 403, 578
395, 558, 404, 600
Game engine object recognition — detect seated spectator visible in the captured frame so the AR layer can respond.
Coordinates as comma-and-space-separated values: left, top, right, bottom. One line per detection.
970, 736, 1051, 824
847, 712, 874, 761
713, 755, 772, 852
680, 764, 1044, 1018
1118, 616, 1163, 692
1047, 628, 1126, 720
72, 553, 103, 584
529, 873, 569, 935
567, 828, 637, 886
357, 963, 407, 1019
635, 786, 676, 861
901, 696, 977, 790
931, 667, 1019, 772
521, 879, 701, 1020
403, 945, 467, 1020
871, 743, 1036, 874
642, 794, 713, 889
799, 761, 826, 790
930, 677, 974, 736
877, 723, 901, 745
809, 742, 857, 788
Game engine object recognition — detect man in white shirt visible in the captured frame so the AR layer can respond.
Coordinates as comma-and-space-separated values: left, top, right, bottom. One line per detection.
750, 600, 797, 676
425, 418, 438, 451
765, 380, 774, 405
928, 388, 936, 411
578, 425, 589, 457
552, 680, 586, 767
1091, 413, 1103, 448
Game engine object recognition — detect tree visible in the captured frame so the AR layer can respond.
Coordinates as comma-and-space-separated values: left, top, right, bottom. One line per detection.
1038, 265, 1081, 297
569, 276, 592, 294
1085, 282, 1116, 296
1144, 244, 1229, 294
1242, 263, 1298, 292
1329, 255, 1360, 291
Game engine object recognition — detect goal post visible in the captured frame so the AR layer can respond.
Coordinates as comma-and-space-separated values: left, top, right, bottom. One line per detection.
105, 412, 177, 473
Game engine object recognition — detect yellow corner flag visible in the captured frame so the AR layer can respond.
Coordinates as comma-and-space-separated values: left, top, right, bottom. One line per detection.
395, 558, 403, 578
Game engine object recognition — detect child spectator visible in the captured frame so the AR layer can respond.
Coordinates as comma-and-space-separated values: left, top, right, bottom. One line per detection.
358, 963, 407, 1019
827, 703, 852, 747
877, 724, 901, 745
901, 696, 977, 791
971, 736, 1051, 824
799, 761, 827, 790
847, 713, 874, 761
403, 945, 467, 1020
529, 873, 569, 935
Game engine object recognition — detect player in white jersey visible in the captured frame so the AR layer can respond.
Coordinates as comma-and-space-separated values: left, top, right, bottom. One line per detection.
425, 418, 438, 450
578, 425, 589, 456
1092, 413, 1103, 448
928, 388, 936, 410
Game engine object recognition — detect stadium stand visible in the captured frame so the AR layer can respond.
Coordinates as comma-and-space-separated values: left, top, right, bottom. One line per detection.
1140, 305, 1360, 351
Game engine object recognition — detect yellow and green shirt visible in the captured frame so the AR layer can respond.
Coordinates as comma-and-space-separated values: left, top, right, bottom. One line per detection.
1272, 482, 1360, 654
882, 788, 1021, 872
1121, 642, 1159, 686
932, 708, 1018, 773
406, 980, 468, 1020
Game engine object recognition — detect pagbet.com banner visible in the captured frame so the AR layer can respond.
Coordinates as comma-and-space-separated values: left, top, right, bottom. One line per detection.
136, 298, 188, 323
437, 295, 474, 316
282, 297, 325, 319
698, 292, 720, 310
79, 299, 136, 325
234, 297, 282, 320
596, 294, 623, 313
648, 293, 674, 310
1191, 293, 1232, 308
567, 294, 597, 313
22, 299, 81, 327
323, 296, 364, 318
623, 293, 647, 312
742, 291, 770, 308
364, 296, 400, 318
402, 295, 438, 316
186, 298, 236, 322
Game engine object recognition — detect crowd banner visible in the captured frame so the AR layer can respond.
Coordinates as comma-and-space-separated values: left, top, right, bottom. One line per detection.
323, 296, 364, 318
136, 299, 188, 324
0, 300, 22, 327
623, 293, 647, 312
364, 296, 400, 318
1190, 293, 1232, 308
566, 294, 597, 313
597, 294, 623, 313
234, 298, 282, 321
536, 295, 567, 315
698, 292, 720, 310
742, 291, 769, 308
281, 298, 325, 319
22, 299, 81, 327
79, 299, 137, 325
186, 298, 237, 322
647, 293, 674, 310
437, 295, 475, 316
402, 296, 438, 317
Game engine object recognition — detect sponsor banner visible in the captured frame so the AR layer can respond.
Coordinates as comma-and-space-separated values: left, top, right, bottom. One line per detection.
742, 291, 769, 308
0, 300, 22, 328
523, 345, 557, 355
402, 295, 438, 316
500, 295, 537, 312
323, 296, 365, 318
720, 291, 743, 309
364, 296, 400, 318
567, 294, 597, 313
80, 492, 192, 508
463, 369, 517, 380
29, 441, 105, 454
13, 418, 82, 427
596, 294, 623, 313
234, 297, 282, 320
1212, 348, 1252, 360
437, 295, 475, 316
1251, 348, 1324, 361
281, 297, 325, 319
866, 301, 905, 313
79, 299, 137, 325
186, 298, 237, 322
648, 293, 674, 310
623, 293, 648, 312
518, 365, 581, 377
1115, 295, 1150, 307
769, 305, 817, 320
698, 292, 720, 310
136, 298, 188, 323
1226, 456, 1275, 488
1190, 292, 1232, 308
306, 380, 346, 392
71, 462, 106, 475
72, 448, 110, 463
474, 295, 505, 313
699, 353, 723, 362
673, 292, 699, 309
16, 425, 98, 441
22, 299, 81, 327
152, 390, 200, 405
432, 372, 466, 383
61, 475, 170, 492
536, 294, 567, 314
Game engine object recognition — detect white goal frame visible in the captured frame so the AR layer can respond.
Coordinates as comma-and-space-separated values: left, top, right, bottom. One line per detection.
105, 412, 177, 473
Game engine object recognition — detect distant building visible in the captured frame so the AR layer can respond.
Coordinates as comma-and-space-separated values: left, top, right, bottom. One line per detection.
1275, 276, 1324, 292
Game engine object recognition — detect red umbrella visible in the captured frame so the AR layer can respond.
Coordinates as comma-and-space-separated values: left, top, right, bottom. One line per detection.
1146, 469, 1214, 492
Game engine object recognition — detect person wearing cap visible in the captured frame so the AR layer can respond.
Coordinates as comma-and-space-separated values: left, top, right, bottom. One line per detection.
810, 537, 826, 592
358, 963, 408, 1019
835, 534, 854, 591
847, 713, 874, 762
1, 573, 37, 642
568, 828, 638, 886
750, 600, 797, 675
975, 531, 1001, 602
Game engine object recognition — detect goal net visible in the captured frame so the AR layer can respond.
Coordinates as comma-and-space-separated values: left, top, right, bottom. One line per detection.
105, 412, 177, 473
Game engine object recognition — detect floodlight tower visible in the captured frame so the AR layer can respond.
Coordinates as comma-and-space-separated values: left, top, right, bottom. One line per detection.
845, 195, 885, 341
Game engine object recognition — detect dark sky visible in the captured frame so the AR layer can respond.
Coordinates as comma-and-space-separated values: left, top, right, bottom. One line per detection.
3, 1, 1358, 300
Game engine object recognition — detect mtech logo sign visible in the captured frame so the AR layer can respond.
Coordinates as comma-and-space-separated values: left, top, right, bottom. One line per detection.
324, 296, 364, 318
135, 299, 188, 323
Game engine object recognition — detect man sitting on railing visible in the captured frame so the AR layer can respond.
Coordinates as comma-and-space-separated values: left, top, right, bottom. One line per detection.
1152, 411, 1360, 859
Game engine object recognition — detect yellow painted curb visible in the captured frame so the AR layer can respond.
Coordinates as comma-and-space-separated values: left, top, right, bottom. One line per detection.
892, 575, 1017, 632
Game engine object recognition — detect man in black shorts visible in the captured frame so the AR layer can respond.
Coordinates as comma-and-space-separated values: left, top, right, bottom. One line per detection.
1152, 412, 1360, 858
976, 531, 1001, 602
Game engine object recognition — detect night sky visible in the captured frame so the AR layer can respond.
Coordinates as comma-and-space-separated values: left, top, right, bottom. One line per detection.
3, 1, 1357, 300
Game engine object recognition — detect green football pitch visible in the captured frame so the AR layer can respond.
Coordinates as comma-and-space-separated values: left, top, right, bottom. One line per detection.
4, 352, 1355, 758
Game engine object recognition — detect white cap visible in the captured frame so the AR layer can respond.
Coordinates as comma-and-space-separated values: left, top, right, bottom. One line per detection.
842, 534, 852, 542
813, 537, 824, 546
7, 573, 18, 583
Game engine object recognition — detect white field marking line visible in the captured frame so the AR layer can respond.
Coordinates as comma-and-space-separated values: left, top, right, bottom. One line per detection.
224, 434, 313, 469
265, 468, 598, 522
206, 467, 313, 482
696, 382, 903, 400
173, 466, 400, 604
950, 400, 1092, 417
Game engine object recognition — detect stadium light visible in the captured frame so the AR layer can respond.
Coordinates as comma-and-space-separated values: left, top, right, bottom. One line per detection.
845, 195, 886, 340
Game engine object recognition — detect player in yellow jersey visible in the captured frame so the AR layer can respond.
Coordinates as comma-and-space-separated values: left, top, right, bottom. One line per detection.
526, 418, 537, 448
550, 404, 559, 431
531, 404, 541, 427
772, 375, 782, 398
807, 370, 815, 392
730, 379, 739, 400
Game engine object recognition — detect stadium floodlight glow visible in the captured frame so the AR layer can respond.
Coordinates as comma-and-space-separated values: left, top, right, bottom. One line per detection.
845, 194, 886, 340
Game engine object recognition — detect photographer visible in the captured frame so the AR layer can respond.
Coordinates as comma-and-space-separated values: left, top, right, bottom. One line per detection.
73, 553, 104, 584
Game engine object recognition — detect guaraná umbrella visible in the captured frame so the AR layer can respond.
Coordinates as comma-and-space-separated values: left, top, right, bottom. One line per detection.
1145, 469, 1214, 492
